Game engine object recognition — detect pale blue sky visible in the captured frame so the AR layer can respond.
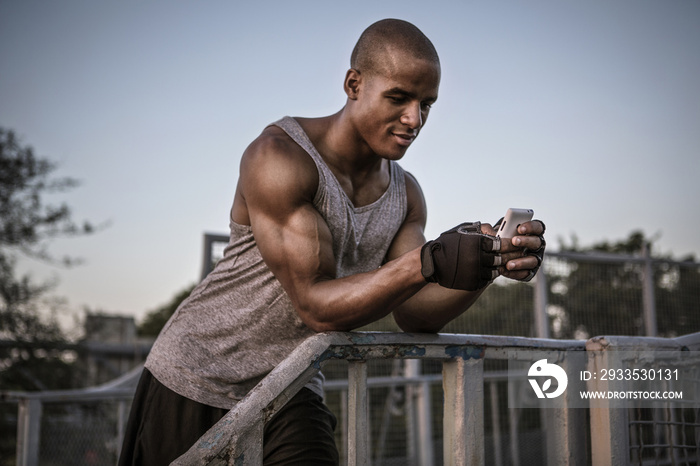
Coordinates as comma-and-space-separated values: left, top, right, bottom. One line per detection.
1, 1, 698, 323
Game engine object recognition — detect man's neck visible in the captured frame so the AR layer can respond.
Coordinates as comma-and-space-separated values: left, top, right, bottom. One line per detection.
298, 111, 380, 170
297, 111, 391, 208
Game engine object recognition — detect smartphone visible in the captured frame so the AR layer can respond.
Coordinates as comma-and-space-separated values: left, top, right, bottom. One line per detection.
496, 208, 534, 238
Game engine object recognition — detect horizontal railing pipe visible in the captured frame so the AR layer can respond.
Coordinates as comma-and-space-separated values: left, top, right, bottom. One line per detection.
173, 332, 587, 465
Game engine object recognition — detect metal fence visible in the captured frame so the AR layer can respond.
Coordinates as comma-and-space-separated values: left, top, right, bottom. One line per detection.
2, 245, 699, 465
4, 332, 699, 465
3, 365, 141, 466
200, 234, 700, 340
172, 332, 591, 466
171, 331, 700, 466
586, 333, 700, 466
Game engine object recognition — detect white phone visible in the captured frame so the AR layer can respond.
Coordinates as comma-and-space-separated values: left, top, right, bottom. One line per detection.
496, 208, 534, 238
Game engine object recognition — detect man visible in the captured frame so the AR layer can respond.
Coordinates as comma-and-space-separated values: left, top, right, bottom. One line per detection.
119, 18, 545, 465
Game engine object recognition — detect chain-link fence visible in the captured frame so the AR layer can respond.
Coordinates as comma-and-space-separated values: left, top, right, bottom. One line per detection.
340, 250, 700, 465
1, 368, 137, 466
2, 249, 699, 465
321, 358, 547, 466
362, 250, 700, 339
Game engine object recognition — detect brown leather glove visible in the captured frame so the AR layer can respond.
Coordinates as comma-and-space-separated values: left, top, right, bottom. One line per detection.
420, 222, 502, 291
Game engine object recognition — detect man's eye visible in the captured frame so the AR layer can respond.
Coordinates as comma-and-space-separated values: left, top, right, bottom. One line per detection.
388, 96, 405, 103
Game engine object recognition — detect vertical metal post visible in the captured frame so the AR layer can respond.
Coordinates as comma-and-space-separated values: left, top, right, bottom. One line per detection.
201, 233, 229, 281
116, 400, 129, 466
201, 234, 215, 282
507, 381, 520, 466
16, 398, 42, 466
534, 270, 550, 339
404, 364, 417, 464
642, 243, 658, 336
488, 382, 503, 466
542, 355, 588, 465
405, 359, 434, 466
587, 350, 630, 465
443, 357, 484, 466
341, 389, 348, 465
347, 361, 370, 466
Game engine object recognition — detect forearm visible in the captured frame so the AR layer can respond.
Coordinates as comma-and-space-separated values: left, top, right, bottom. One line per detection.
293, 248, 428, 332
392, 284, 486, 333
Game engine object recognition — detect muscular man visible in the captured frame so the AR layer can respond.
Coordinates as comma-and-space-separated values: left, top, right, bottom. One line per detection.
119, 18, 545, 465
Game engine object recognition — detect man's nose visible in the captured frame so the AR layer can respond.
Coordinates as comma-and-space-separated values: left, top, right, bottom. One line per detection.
400, 103, 422, 129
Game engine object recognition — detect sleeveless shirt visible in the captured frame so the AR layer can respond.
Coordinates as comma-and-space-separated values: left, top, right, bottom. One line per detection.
145, 116, 408, 409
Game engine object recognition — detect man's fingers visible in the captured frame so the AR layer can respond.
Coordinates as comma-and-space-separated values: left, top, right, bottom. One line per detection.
482, 252, 503, 267
512, 235, 543, 250
516, 219, 545, 236
503, 255, 539, 272
480, 223, 497, 236
481, 235, 501, 252
501, 268, 535, 281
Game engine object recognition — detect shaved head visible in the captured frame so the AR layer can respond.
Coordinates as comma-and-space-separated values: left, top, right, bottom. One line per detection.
350, 19, 440, 76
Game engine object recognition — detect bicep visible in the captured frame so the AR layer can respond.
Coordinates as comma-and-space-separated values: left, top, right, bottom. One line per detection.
239, 134, 337, 308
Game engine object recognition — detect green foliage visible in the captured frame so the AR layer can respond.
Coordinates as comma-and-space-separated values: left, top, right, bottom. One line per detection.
137, 284, 195, 337
550, 231, 700, 339
1, 127, 102, 465
365, 230, 699, 340
0, 128, 95, 265
446, 280, 535, 336
0, 128, 96, 391
361, 280, 535, 337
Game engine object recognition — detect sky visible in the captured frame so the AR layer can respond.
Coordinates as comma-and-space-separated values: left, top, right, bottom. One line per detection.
1, 0, 698, 325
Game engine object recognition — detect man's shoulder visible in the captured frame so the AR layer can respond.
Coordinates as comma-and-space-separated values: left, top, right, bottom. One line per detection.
246, 124, 303, 158
240, 123, 319, 201
402, 169, 427, 225
242, 124, 315, 169
402, 169, 425, 201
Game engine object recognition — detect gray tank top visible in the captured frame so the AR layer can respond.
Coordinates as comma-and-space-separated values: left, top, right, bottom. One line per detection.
145, 116, 408, 409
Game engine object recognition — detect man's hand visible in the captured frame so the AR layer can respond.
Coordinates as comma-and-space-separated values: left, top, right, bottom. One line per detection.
483, 220, 546, 282
420, 222, 502, 291
420, 220, 546, 291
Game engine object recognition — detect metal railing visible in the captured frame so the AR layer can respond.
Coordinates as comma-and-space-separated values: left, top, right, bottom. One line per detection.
586, 333, 700, 466
3, 364, 143, 466
5, 331, 698, 465
172, 332, 589, 465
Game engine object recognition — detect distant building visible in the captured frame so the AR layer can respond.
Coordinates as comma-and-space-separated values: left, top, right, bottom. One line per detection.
82, 314, 151, 386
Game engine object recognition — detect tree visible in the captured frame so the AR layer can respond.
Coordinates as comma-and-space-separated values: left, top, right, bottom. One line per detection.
0, 128, 97, 391
549, 231, 700, 339
137, 284, 195, 337
363, 230, 700, 340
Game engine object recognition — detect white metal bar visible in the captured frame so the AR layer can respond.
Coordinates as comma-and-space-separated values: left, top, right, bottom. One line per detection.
116, 400, 129, 466
543, 355, 588, 466
347, 360, 370, 466
642, 242, 658, 337
405, 359, 434, 466
534, 271, 550, 339
16, 398, 42, 466
404, 363, 418, 464
586, 346, 630, 466
443, 357, 484, 466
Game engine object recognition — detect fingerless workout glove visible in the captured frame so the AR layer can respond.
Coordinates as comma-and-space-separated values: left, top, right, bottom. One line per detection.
420, 222, 501, 291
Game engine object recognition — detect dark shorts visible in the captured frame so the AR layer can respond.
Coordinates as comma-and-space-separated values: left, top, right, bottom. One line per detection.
118, 369, 339, 466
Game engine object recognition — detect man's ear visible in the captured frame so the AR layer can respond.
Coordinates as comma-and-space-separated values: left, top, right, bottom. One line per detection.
344, 68, 361, 100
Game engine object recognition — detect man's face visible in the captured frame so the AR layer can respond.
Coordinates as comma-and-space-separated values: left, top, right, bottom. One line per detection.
351, 50, 441, 160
